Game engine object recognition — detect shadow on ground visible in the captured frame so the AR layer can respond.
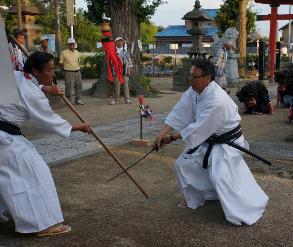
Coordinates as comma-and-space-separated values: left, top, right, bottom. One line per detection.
0, 142, 292, 246
1, 82, 292, 246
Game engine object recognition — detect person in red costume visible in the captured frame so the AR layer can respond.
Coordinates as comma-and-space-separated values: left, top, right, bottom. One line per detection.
111, 37, 132, 105
101, 31, 124, 84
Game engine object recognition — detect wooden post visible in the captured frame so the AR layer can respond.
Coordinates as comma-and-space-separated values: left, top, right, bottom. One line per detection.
54, 0, 62, 58
17, 0, 22, 31
238, 0, 248, 78
268, 4, 279, 82
258, 40, 266, 80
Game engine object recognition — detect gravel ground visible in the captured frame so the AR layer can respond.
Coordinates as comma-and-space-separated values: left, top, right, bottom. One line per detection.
0, 79, 292, 246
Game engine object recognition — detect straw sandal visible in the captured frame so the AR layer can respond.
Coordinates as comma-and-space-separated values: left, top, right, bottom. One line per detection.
36, 224, 71, 237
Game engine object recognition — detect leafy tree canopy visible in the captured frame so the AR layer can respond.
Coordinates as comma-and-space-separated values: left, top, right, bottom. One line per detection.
215, 0, 256, 36
85, 0, 165, 24
140, 21, 157, 44
1, 0, 101, 51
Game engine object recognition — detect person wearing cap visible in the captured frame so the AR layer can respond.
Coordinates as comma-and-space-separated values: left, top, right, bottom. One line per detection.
35, 35, 55, 56
212, 39, 235, 94
111, 37, 133, 105
59, 38, 84, 105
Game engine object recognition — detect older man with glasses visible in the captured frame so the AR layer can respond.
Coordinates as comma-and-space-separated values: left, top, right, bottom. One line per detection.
154, 58, 268, 226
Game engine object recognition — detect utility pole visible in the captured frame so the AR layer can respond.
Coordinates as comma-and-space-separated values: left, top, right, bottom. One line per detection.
17, 0, 22, 31
54, 0, 62, 58
289, 5, 292, 61
238, 0, 248, 78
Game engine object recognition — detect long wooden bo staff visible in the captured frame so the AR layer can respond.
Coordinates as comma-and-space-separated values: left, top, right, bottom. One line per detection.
9, 35, 149, 199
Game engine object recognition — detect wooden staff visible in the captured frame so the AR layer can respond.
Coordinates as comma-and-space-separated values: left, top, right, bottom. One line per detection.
9, 35, 149, 199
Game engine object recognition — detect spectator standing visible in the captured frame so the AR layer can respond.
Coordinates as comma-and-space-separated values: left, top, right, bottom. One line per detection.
110, 37, 132, 105
59, 38, 84, 105
36, 35, 57, 84
35, 35, 55, 56
8, 30, 28, 71
281, 45, 288, 57
212, 40, 235, 93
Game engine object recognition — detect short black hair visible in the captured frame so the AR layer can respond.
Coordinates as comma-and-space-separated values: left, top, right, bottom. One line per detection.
191, 57, 215, 81
14, 30, 26, 38
23, 51, 54, 74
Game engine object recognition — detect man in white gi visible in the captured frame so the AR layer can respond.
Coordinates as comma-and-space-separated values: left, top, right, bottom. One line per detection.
154, 58, 268, 225
0, 51, 90, 236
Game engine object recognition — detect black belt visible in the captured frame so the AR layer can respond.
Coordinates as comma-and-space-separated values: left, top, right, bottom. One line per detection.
186, 125, 242, 169
64, 70, 80, 72
0, 120, 22, 135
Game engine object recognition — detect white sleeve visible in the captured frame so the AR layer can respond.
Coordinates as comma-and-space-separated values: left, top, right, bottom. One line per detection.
17, 49, 24, 69
21, 83, 72, 138
165, 88, 194, 132
181, 103, 225, 148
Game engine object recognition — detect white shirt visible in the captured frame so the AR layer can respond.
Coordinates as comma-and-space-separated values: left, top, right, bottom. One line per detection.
281, 46, 288, 56
0, 72, 71, 138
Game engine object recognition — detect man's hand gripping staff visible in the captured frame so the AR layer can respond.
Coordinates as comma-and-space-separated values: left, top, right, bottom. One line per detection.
9, 34, 149, 199
154, 133, 179, 151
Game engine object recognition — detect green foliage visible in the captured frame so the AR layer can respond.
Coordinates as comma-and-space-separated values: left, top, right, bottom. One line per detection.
0, 0, 17, 34
138, 75, 152, 91
246, 54, 259, 68
141, 54, 152, 63
0, 0, 15, 5
157, 26, 164, 32
84, 0, 105, 24
33, 1, 67, 44
281, 55, 290, 64
163, 56, 172, 64
74, 11, 102, 52
2, 0, 101, 52
80, 52, 104, 78
134, 0, 165, 23
245, 54, 291, 70
140, 21, 157, 44
85, 0, 165, 24
215, 0, 256, 36
35, 7, 101, 52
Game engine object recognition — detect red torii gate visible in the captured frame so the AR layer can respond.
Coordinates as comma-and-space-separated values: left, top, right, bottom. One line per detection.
255, 0, 293, 82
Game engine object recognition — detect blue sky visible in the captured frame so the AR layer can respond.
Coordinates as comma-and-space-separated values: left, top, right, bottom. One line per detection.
76, 0, 292, 38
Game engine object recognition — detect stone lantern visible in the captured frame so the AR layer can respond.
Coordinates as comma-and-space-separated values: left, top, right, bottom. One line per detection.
8, 0, 46, 50
173, 0, 214, 91
182, 0, 213, 57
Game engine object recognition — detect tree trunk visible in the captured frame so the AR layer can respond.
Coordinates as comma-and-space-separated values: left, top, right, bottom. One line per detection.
90, 0, 153, 98
88, 56, 114, 98
238, 0, 248, 78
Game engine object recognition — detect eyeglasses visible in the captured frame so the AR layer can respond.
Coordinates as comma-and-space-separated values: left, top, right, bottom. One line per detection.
189, 73, 207, 80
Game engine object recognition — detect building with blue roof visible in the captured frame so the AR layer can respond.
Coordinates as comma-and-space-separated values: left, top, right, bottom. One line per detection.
154, 9, 218, 54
